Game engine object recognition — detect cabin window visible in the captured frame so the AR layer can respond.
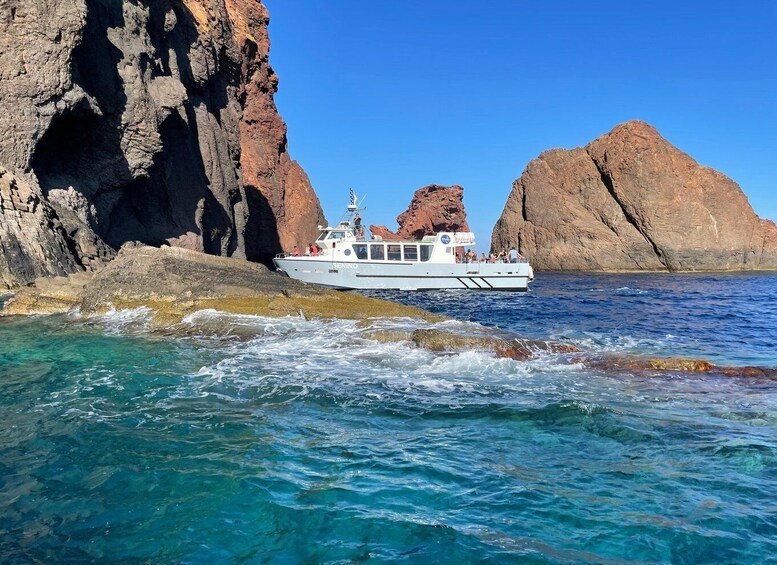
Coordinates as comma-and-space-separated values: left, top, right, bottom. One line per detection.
387, 244, 401, 261
327, 231, 346, 240
403, 245, 418, 261
370, 244, 385, 260
446, 247, 453, 254
420, 245, 433, 262
316, 231, 328, 241
353, 244, 368, 260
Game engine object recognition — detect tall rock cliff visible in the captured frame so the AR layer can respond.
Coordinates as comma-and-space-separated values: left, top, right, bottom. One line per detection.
0, 0, 324, 288
370, 184, 470, 240
492, 121, 777, 271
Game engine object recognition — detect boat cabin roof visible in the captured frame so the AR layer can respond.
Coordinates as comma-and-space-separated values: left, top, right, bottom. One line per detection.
315, 225, 475, 246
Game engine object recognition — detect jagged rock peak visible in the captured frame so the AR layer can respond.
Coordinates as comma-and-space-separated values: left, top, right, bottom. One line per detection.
491, 120, 777, 271
370, 184, 470, 240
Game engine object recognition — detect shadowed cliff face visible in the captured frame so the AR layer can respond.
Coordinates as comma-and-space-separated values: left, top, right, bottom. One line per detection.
491, 121, 777, 271
0, 0, 324, 288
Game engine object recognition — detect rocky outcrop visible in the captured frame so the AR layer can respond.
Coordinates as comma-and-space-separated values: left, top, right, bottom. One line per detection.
0, 0, 324, 288
0, 244, 441, 324
0, 167, 114, 288
492, 121, 777, 271
370, 184, 469, 240
226, 0, 325, 258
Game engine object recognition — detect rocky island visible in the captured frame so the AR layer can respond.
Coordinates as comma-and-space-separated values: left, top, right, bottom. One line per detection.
492, 121, 777, 271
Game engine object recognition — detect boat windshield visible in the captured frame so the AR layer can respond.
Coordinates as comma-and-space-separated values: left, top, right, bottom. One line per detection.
327, 231, 346, 240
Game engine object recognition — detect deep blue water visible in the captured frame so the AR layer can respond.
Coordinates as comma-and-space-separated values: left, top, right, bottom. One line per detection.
1, 273, 776, 563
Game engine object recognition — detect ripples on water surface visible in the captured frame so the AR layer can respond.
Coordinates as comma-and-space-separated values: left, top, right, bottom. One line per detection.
1, 274, 776, 562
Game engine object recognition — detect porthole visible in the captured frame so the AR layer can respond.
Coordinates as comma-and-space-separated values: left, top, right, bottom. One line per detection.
344, 249, 352, 256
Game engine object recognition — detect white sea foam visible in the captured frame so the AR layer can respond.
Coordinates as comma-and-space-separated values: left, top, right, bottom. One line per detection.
162, 309, 594, 410
548, 329, 681, 355
69, 305, 596, 407
588, 286, 647, 295
85, 305, 154, 334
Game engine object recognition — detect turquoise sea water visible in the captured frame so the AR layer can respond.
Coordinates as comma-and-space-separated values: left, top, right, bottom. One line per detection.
1, 274, 776, 563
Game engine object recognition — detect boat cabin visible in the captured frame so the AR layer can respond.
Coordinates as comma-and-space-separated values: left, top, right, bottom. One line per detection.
311, 223, 476, 265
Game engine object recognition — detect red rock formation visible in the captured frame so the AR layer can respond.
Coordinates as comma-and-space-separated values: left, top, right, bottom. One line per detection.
492, 121, 777, 271
225, 0, 326, 260
368, 225, 401, 240
370, 184, 469, 240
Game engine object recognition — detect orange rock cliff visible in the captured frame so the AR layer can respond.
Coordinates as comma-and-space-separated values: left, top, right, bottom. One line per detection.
492, 121, 777, 271
370, 184, 470, 240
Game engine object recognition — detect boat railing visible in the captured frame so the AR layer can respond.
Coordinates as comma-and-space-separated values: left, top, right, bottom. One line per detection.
460, 257, 530, 265
275, 250, 329, 259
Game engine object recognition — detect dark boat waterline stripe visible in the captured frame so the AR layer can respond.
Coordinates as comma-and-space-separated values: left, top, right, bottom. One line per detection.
355, 274, 529, 280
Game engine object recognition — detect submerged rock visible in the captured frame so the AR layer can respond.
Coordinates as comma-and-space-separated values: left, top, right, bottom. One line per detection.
362, 327, 580, 360
410, 329, 580, 360
492, 120, 777, 271
583, 356, 777, 379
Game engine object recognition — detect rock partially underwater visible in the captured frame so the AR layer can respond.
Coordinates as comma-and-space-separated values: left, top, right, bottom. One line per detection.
0, 244, 439, 325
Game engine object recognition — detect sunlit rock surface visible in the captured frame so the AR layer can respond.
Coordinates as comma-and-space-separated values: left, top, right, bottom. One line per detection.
492, 121, 777, 271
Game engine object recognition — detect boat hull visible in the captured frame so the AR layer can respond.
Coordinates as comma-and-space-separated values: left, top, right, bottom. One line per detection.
273, 258, 531, 291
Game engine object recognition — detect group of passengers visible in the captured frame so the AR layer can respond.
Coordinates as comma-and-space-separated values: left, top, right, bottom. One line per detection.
292, 243, 322, 257
460, 248, 524, 264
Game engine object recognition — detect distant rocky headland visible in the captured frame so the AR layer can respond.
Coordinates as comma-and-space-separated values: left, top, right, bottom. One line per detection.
492, 121, 777, 272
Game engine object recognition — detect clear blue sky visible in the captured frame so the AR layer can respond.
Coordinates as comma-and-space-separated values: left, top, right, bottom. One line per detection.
264, 0, 777, 248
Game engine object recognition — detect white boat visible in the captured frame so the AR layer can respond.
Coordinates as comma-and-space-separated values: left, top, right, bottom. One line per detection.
273, 193, 533, 291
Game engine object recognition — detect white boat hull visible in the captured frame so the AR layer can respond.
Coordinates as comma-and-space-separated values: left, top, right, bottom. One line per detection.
273, 258, 531, 291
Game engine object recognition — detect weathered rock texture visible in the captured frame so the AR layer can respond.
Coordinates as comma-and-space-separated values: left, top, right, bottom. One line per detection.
0, 244, 441, 324
0, 0, 324, 288
492, 121, 777, 271
370, 184, 469, 240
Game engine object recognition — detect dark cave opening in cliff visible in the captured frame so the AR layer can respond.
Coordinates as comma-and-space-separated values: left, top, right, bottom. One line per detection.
30, 106, 120, 201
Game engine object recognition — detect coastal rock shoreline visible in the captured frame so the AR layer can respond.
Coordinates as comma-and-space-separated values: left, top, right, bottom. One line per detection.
1, 244, 774, 381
